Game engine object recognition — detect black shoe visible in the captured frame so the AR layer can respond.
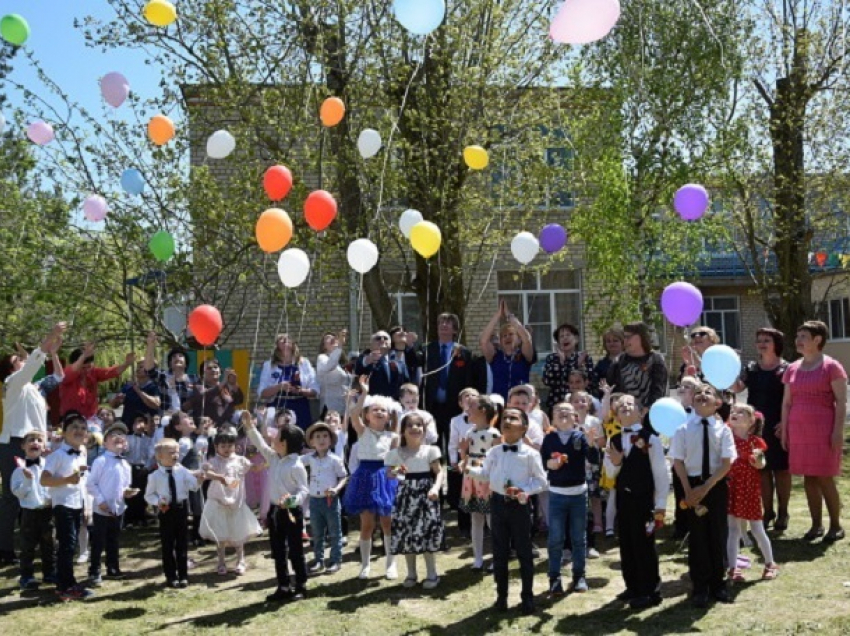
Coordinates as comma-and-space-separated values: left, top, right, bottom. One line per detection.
629, 595, 661, 610
548, 577, 564, 597
713, 587, 733, 604
616, 589, 637, 602
530, 545, 540, 558
267, 587, 294, 603
440, 538, 449, 552
105, 569, 125, 580
167, 579, 180, 588
692, 592, 710, 609
520, 600, 536, 616
493, 597, 508, 611
291, 587, 307, 601
177, 580, 189, 588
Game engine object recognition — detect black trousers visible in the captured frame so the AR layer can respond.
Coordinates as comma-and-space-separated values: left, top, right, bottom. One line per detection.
125, 466, 149, 524
267, 504, 307, 590
672, 471, 688, 537
53, 505, 82, 591
446, 469, 470, 534
616, 490, 660, 598
19, 507, 54, 579
90, 513, 122, 576
430, 400, 456, 460
687, 477, 729, 594
158, 504, 189, 581
491, 494, 534, 603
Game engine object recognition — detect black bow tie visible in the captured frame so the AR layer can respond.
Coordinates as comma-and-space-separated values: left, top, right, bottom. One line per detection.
25, 458, 40, 467
66, 448, 81, 456
503, 445, 519, 453
622, 427, 635, 434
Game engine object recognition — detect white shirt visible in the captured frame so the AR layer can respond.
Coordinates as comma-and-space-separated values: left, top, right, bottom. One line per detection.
385, 445, 441, 473
144, 464, 200, 506
316, 348, 352, 414
1, 347, 48, 443
87, 452, 132, 516
247, 428, 309, 507
257, 359, 320, 403
526, 413, 545, 449
603, 424, 671, 510
401, 409, 439, 445
469, 441, 548, 496
333, 430, 348, 459
303, 452, 347, 497
11, 460, 51, 509
126, 434, 154, 467
669, 413, 737, 477
43, 442, 87, 509
356, 427, 397, 461
448, 414, 473, 465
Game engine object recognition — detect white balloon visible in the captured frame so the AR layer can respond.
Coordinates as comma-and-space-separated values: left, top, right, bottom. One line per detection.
277, 248, 311, 288
206, 130, 236, 159
399, 209, 424, 238
510, 231, 539, 265
0, 113, 5, 134
357, 129, 382, 159
347, 238, 380, 274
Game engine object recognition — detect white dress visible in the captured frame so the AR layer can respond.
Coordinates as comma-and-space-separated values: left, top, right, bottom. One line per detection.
199, 455, 262, 545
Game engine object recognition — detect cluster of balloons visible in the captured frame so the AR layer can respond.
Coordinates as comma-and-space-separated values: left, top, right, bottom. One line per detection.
1, 14, 29, 46
510, 223, 569, 265
144, 0, 177, 27
550, 0, 620, 45
397, 209, 441, 258
393, 0, 445, 35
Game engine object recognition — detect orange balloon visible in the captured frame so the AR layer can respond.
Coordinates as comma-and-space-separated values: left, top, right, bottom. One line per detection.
148, 114, 175, 146
320, 97, 345, 127
304, 190, 337, 231
256, 208, 293, 253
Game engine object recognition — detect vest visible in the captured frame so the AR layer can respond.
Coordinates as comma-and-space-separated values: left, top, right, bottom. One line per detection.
615, 427, 655, 498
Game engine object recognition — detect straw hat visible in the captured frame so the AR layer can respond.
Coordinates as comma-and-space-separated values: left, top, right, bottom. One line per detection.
305, 421, 338, 448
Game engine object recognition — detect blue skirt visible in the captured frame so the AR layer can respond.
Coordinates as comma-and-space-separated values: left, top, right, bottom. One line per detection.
344, 460, 398, 517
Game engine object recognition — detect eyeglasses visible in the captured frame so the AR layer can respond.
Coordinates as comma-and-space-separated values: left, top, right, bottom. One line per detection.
374, 336, 390, 341
690, 332, 709, 338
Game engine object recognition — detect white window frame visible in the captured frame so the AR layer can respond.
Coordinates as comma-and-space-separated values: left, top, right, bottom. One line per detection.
700, 296, 741, 349
827, 297, 850, 341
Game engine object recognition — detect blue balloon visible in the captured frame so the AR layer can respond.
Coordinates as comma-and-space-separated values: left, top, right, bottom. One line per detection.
121, 168, 145, 195
701, 345, 741, 391
393, 0, 445, 35
649, 398, 688, 438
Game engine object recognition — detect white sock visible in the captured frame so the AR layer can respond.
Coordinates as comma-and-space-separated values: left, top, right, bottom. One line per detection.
471, 513, 486, 567
727, 515, 741, 569
385, 551, 397, 571
359, 540, 372, 569
424, 552, 438, 580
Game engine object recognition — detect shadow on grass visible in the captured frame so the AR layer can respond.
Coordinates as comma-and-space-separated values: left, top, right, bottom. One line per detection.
151, 600, 273, 630
103, 606, 147, 620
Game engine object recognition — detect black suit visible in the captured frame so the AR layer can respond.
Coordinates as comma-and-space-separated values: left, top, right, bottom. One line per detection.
422, 341, 475, 446
354, 352, 408, 400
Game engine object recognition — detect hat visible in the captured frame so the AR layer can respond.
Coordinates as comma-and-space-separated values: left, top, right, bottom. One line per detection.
305, 421, 338, 448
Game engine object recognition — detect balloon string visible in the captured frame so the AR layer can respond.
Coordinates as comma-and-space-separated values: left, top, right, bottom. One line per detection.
246, 253, 269, 413
69, 240, 102, 329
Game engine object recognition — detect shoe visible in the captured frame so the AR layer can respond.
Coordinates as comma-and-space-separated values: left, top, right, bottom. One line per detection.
803, 526, 825, 541
89, 574, 103, 587
762, 563, 780, 580
774, 515, 789, 532
593, 525, 603, 534
308, 561, 325, 576
691, 592, 710, 609
520, 599, 536, 616
385, 562, 398, 580
217, 563, 228, 576
548, 577, 565, 597
302, 531, 311, 542
823, 528, 846, 542
358, 565, 371, 580
76, 552, 89, 564
168, 580, 180, 588
471, 563, 484, 572
616, 589, 637, 602
487, 562, 494, 573
403, 576, 418, 588
341, 537, 348, 547
105, 569, 125, 580
291, 587, 307, 601
57, 585, 95, 601
764, 510, 777, 529
605, 529, 615, 538
587, 548, 600, 559
629, 594, 662, 610
728, 568, 745, 582
713, 587, 733, 604
493, 597, 508, 611
572, 577, 589, 593
531, 546, 540, 558
177, 580, 189, 588
19, 576, 40, 590
422, 577, 440, 590
266, 587, 293, 602
234, 561, 247, 576
325, 563, 341, 575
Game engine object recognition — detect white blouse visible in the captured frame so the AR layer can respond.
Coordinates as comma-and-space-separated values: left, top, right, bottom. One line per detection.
385, 444, 441, 473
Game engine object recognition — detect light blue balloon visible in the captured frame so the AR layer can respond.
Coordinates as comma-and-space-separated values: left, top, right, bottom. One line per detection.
121, 168, 145, 195
393, 0, 445, 36
649, 397, 688, 438
701, 344, 741, 391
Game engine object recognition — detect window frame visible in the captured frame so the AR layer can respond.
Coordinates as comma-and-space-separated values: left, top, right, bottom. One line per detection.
700, 296, 741, 349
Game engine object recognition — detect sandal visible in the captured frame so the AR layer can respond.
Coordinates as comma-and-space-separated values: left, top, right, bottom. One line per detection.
728, 568, 745, 582
217, 564, 228, 575
803, 527, 825, 541
762, 563, 779, 580
823, 528, 846, 543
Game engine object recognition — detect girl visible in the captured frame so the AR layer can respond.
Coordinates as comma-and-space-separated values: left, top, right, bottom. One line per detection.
343, 375, 399, 580
385, 413, 444, 588
200, 427, 262, 575
571, 390, 604, 534
459, 396, 501, 570
597, 382, 622, 537
727, 405, 779, 581
126, 415, 155, 526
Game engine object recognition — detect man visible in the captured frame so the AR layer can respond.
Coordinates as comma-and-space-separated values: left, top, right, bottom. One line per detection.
183, 359, 244, 427
606, 321, 668, 410
354, 331, 408, 400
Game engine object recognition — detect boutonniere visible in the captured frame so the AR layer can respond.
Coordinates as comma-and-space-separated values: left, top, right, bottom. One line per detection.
389, 361, 399, 373
630, 434, 651, 453
639, 363, 649, 373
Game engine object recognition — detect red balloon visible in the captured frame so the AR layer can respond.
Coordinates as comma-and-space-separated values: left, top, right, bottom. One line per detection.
304, 190, 337, 231
188, 304, 223, 346
263, 165, 293, 201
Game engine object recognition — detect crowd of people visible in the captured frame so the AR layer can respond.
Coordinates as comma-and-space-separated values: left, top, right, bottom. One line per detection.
0, 311, 845, 614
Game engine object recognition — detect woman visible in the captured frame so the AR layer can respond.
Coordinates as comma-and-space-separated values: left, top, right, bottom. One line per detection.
541, 322, 594, 413
316, 330, 352, 417
591, 328, 624, 397
734, 328, 790, 531
679, 325, 720, 381
258, 334, 319, 431
479, 299, 536, 402
780, 320, 846, 542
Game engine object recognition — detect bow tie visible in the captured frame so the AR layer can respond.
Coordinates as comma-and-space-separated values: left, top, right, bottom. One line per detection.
26, 458, 41, 467
66, 448, 81, 456
503, 445, 519, 453
622, 427, 637, 434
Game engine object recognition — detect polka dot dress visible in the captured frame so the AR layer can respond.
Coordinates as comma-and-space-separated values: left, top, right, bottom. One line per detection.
728, 434, 768, 520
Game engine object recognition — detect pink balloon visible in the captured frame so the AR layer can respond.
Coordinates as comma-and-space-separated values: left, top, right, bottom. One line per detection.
550, 0, 621, 45
83, 195, 108, 222
26, 121, 54, 145
100, 72, 130, 108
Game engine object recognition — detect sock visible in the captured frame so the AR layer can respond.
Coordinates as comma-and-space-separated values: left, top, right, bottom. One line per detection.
217, 544, 226, 568
405, 554, 417, 580
235, 543, 245, 565
471, 512, 486, 567
359, 540, 372, 569
726, 514, 741, 569
424, 553, 438, 580
385, 551, 397, 571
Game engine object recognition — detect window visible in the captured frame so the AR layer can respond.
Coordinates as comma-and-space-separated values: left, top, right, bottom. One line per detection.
701, 296, 740, 349
497, 270, 582, 354
383, 292, 423, 337
827, 298, 850, 340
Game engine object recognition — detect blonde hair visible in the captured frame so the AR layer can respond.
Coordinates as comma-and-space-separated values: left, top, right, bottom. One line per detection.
399, 383, 420, 398
271, 333, 301, 365
155, 438, 179, 454
730, 403, 765, 436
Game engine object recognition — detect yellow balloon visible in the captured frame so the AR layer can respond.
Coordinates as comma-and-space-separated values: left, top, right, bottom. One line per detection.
463, 145, 489, 170
144, 0, 177, 27
410, 221, 442, 259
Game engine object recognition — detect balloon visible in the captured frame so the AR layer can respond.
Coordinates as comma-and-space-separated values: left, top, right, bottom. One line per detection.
649, 398, 688, 438
463, 145, 489, 170
550, 0, 620, 45
304, 190, 338, 231
83, 195, 108, 222
148, 230, 175, 262
255, 208, 293, 253
399, 209, 423, 238
539, 224, 567, 254
148, 114, 175, 146
511, 231, 539, 265
357, 129, 382, 159
1, 14, 30, 46
206, 130, 236, 159
120, 169, 145, 195
347, 238, 379, 274
674, 184, 710, 221
319, 97, 345, 127
188, 305, 223, 346
701, 344, 742, 391
277, 248, 311, 288
100, 72, 130, 108
263, 165, 293, 201
660, 282, 703, 327
393, 0, 445, 35
409, 221, 441, 258
26, 121, 54, 146
144, 0, 177, 27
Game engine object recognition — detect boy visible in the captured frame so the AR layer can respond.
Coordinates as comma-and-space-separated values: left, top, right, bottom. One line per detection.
669, 383, 736, 608
11, 431, 54, 589
40, 411, 94, 601
672, 376, 698, 539
144, 438, 202, 587
398, 383, 438, 444
447, 388, 479, 538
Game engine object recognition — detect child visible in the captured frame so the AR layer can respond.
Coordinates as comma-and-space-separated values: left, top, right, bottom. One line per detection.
243, 411, 310, 602
144, 438, 202, 587
447, 388, 479, 540
40, 411, 94, 601
597, 382, 622, 537
571, 390, 604, 536
541, 402, 593, 596
11, 431, 55, 590
508, 385, 549, 535
385, 412, 444, 588
78, 427, 103, 564
126, 415, 155, 527
245, 441, 268, 511
324, 410, 348, 459
343, 376, 400, 580
468, 407, 547, 615
94, 406, 116, 434
604, 394, 670, 610
726, 405, 779, 581
567, 370, 602, 415
398, 383, 439, 445
195, 416, 216, 460
458, 395, 500, 570
166, 411, 204, 546
672, 376, 698, 539
304, 421, 348, 575
670, 383, 736, 608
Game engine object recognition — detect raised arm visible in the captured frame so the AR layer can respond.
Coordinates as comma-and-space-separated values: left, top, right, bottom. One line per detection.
508, 314, 534, 363
143, 331, 158, 372
348, 376, 370, 437
479, 301, 505, 362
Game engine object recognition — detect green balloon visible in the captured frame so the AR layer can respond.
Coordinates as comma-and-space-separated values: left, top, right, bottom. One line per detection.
1, 14, 30, 46
149, 230, 175, 262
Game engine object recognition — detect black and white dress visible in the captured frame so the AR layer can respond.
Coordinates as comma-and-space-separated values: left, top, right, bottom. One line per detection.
385, 445, 444, 554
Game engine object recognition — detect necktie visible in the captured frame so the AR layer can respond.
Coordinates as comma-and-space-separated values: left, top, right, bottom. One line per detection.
701, 418, 711, 481
503, 445, 519, 453
166, 468, 179, 505
66, 448, 81, 456
25, 458, 40, 467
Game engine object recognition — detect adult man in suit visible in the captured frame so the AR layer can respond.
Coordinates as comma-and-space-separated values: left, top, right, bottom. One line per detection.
354, 331, 408, 400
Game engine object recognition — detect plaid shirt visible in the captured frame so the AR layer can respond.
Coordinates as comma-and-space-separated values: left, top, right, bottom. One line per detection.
147, 367, 199, 413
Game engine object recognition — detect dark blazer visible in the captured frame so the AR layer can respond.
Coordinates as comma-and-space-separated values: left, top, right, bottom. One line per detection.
422, 341, 475, 414
354, 352, 408, 400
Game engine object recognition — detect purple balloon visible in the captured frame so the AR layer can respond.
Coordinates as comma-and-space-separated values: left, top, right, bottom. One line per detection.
83, 195, 108, 222
539, 223, 567, 254
26, 121, 54, 145
100, 72, 130, 108
674, 184, 709, 221
660, 281, 703, 327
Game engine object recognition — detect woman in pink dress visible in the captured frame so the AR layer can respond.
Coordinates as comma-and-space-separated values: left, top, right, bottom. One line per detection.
780, 320, 847, 542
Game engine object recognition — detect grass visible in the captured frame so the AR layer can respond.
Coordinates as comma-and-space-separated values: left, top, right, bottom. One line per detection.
3, 458, 850, 635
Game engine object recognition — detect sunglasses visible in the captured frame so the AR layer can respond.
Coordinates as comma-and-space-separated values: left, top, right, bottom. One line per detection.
689, 331, 709, 338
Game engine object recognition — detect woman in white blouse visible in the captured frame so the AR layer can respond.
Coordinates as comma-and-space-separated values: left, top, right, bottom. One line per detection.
316, 330, 352, 417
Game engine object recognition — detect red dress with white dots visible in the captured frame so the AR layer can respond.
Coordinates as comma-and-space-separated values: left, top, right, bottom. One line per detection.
727, 434, 768, 521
